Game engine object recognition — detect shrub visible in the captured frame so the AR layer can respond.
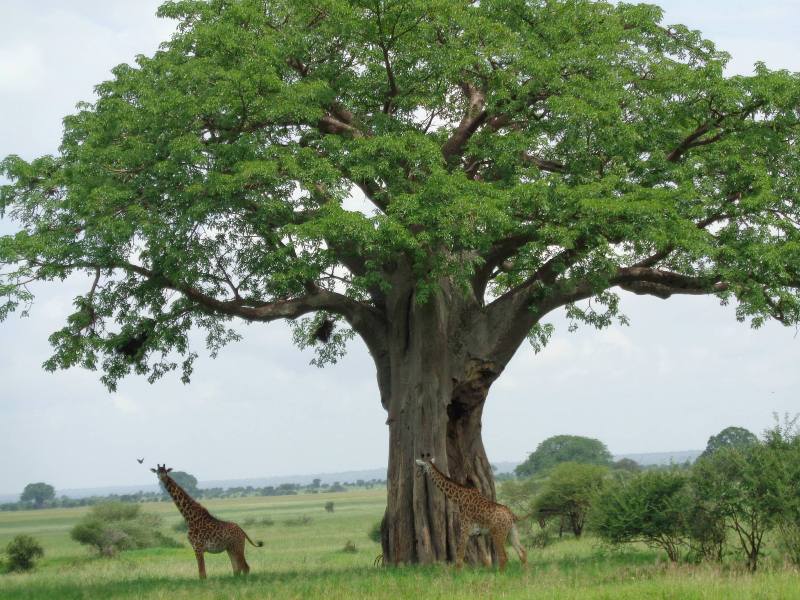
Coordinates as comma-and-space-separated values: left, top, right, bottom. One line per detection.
525, 519, 562, 549
70, 502, 179, 557
692, 445, 784, 572
172, 521, 188, 532
325, 501, 335, 513
590, 470, 690, 562
766, 415, 800, 566
4, 535, 44, 572
260, 516, 275, 527
498, 475, 545, 518
342, 540, 358, 553
283, 515, 313, 527
613, 458, 641, 472
778, 522, 800, 567
243, 516, 256, 526
89, 502, 140, 521
532, 462, 607, 537
684, 500, 726, 562
368, 521, 382, 544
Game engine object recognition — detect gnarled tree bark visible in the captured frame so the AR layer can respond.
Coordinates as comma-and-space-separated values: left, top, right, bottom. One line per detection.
377, 275, 506, 565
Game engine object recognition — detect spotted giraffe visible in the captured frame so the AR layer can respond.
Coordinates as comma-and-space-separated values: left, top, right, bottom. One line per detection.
415, 455, 527, 571
151, 464, 263, 579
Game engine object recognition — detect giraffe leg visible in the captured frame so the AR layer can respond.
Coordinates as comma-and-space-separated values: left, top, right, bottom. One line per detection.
227, 539, 250, 575
509, 524, 527, 565
478, 535, 492, 567
226, 549, 241, 575
492, 530, 508, 572
237, 540, 250, 575
455, 523, 471, 570
194, 548, 207, 580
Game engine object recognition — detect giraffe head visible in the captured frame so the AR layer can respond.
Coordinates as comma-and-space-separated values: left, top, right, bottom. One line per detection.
415, 453, 436, 474
150, 463, 173, 483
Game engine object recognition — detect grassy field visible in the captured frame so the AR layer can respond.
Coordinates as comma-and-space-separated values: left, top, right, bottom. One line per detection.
1, 488, 799, 599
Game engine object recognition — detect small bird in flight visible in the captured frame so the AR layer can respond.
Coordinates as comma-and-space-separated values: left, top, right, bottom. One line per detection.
137, 458, 144, 464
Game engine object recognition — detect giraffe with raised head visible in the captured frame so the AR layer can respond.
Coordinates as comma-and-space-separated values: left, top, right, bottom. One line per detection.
415, 454, 527, 571
151, 464, 263, 579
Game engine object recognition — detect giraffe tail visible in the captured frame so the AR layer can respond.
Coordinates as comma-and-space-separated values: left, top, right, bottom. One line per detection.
244, 531, 264, 547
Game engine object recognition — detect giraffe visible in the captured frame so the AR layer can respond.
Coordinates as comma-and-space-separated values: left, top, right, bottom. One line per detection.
415, 454, 527, 571
151, 464, 263, 579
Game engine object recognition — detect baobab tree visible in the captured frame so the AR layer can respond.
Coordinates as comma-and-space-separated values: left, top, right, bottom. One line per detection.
1, 0, 799, 565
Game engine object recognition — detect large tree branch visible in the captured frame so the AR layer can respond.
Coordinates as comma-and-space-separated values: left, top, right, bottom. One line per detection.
471, 233, 537, 301
153, 266, 388, 357
666, 121, 718, 163
633, 208, 734, 268
521, 153, 567, 173
483, 262, 727, 367
318, 114, 364, 138
612, 267, 728, 299
30, 258, 389, 357
442, 83, 487, 162
377, 41, 399, 114
666, 102, 764, 163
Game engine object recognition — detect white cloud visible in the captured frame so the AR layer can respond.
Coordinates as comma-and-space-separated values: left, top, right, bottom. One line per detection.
111, 395, 139, 415
0, 44, 45, 92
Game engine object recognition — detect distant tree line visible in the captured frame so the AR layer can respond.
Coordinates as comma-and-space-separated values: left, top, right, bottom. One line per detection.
501, 417, 800, 571
2, 477, 387, 512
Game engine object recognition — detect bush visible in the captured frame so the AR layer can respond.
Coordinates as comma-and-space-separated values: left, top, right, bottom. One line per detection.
325, 501, 335, 513
532, 462, 607, 537
591, 470, 690, 562
767, 415, 800, 566
172, 520, 188, 532
260, 516, 275, 527
4, 535, 44, 572
525, 519, 562, 549
89, 502, 140, 521
342, 540, 358, 553
70, 502, 179, 557
498, 475, 545, 517
243, 516, 256, 526
684, 500, 726, 562
778, 522, 800, 567
283, 515, 313, 527
368, 521, 382, 544
692, 444, 784, 572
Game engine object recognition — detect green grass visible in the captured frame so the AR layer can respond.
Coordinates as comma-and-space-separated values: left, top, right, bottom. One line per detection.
1, 489, 799, 599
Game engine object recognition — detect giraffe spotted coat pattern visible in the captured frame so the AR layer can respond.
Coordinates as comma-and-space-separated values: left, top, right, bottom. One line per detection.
151, 464, 263, 579
415, 455, 527, 571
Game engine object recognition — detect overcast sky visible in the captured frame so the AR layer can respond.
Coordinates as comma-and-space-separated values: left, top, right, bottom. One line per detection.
1, 1, 798, 495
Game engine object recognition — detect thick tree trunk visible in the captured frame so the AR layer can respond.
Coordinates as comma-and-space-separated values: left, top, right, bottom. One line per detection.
378, 280, 502, 566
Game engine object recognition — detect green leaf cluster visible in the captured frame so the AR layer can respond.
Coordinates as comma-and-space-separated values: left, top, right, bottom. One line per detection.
1, 0, 798, 386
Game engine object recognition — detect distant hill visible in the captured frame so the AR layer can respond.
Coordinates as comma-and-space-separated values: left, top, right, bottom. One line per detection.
0, 468, 390, 502
0, 451, 702, 502
615, 450, 702, 466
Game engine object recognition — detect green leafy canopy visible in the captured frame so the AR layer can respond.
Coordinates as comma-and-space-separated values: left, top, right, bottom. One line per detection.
1, 0, 799, 389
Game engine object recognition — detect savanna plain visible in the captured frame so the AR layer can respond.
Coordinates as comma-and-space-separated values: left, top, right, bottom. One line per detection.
1, 488, 798, 600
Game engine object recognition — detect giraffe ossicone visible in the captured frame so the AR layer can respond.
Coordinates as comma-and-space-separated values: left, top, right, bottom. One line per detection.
152, 464, 263, 579
415, 456, 527, 571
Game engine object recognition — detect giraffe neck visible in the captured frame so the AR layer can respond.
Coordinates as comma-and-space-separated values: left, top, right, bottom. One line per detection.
163, 475, 208, 522
427, 463, 471, 503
